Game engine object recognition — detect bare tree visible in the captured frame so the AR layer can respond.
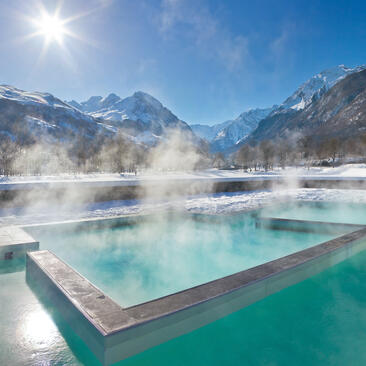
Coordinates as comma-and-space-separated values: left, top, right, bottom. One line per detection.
0, 136, 19, 176
259, 140, 275, 171
235, 145, 255, 171
213, 152, 226, 169
323, 137, 340, 167
298, 136, 314, 169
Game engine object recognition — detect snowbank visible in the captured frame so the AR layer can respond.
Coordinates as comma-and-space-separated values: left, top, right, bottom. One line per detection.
2, 164, 366, 186
1, 188, 366, 226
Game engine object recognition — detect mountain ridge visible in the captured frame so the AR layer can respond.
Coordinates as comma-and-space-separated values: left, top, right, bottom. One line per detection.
191, 64, 366, 153
246, 68, 366, 144
1, 63, 365, 154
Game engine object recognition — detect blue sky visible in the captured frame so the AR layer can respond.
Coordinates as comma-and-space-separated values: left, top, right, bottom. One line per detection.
0, 0, 365, 125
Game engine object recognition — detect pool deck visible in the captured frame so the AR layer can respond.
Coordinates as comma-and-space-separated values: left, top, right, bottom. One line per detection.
26, 217, 366, 365
0, 226, 39, 260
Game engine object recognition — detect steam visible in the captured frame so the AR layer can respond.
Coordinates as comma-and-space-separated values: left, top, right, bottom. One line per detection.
148, 130, 203, 171
139, 129, 213, 203
25, 212, 336, 307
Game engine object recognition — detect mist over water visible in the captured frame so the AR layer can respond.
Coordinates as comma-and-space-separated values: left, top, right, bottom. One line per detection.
260, 201, 366, 225
26, 213, 337, 307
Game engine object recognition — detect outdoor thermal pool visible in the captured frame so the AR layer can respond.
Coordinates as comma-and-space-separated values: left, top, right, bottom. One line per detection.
1, 201, 366, 365
260, 201, 366, 225
24, 212, 338, 307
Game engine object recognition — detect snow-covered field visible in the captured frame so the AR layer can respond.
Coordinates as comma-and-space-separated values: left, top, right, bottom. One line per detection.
0, 164, 365, 226
1, 188, 366, 226
2, 164, 366, 186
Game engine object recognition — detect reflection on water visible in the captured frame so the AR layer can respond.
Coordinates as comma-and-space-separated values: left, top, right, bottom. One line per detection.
18, 309, 58, 349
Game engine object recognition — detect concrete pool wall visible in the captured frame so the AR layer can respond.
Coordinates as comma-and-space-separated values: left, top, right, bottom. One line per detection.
1, 176, 366, 207
25, 216, 366, 365
0, 226, 38, 260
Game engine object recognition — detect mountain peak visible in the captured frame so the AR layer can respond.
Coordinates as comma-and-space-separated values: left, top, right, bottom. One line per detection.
133, 90, 151, 98
0, 84, 73, 110
101, 93, 120, 105
132, 91, 162, 108
86, 95, 103, 103
279, 64, 366, 112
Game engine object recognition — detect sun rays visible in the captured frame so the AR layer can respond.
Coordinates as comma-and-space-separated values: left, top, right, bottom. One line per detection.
13, 1, 103, 74
34, 11, 67, 44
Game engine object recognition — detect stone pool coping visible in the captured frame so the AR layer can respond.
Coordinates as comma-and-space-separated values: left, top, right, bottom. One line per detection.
25, 214, 366, 365
0, 226, 39, 260
256, 217, 365, 234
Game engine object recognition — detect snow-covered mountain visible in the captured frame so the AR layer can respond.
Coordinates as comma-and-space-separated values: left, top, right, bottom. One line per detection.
191, 120, 232, 142
210, 107, 276, 152
68, 91, 193, 143
191, 107, 276, 153
0, 85, 195, 146
249, 68, 366, 142
191, 64, 366, 154
277, 64, 366, 112
0, 84, 114, 143
2, 64, 365, 155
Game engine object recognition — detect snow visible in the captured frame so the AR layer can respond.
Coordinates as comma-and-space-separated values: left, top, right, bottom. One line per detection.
291, 98, 306, 110
0, 85, 74, 111
26, 116, 57, 130
66, 90, 191, 144
280, 64, 366, 111
2, 164, 366, 186
194, 106, 276, 150
192, 64, 366, 152
70, 91, 170, 125
0, 164, 366, 226
1, 187, 365, 227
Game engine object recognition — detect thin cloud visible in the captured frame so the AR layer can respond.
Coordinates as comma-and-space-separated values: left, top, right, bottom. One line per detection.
158, 0, 250, 71
270, 28, 290, 59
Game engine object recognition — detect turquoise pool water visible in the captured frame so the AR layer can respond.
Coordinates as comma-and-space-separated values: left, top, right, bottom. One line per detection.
260, 201, 366, 225
0, 260, 97, 366
26, 214, 336, 307
3, 243, 366, 365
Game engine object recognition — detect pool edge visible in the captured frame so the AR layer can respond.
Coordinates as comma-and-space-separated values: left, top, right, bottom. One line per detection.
26, 224, 366, 365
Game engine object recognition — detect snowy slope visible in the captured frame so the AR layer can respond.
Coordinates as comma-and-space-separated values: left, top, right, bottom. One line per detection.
68, 91, 193, 141
191, 120, 233, 141
279, 64, 366, 112
191, 107, 276, 153
249, 67, 366, 143
192, 65, 366, 153
0, 85, 195, 146
2, 164, 366, 225
0, 85, 90, 118
0, 84, 117, 142
210, 107, 276, 152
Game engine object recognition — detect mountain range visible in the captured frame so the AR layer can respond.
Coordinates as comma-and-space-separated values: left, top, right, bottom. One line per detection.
248, 67, 366, 143
0, 64, 365, 154
192, 106, 277, 153
192, 64, 366, 153
67, 91, 192, 144
0, 86, 194, 146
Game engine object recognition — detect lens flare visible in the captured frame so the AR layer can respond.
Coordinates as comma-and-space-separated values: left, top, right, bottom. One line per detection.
36, 12, 66, 43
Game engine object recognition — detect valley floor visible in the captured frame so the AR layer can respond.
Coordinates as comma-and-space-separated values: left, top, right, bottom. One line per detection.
2, 164, 366, 186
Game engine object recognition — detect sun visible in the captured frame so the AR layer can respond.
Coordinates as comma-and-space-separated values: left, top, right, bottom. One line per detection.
35, 12, 66, 43
19, 2, 101, 67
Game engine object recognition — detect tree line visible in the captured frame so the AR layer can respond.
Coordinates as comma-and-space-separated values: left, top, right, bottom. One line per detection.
233, 134, 366, 171
1, 131, 366, 176
0, 131, 211, 176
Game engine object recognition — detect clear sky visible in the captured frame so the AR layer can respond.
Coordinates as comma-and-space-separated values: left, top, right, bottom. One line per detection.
0, 0, 365, 125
